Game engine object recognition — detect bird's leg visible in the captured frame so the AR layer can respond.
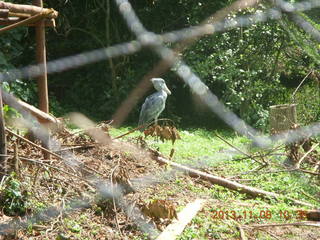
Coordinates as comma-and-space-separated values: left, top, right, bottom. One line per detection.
155, 117, 158, 126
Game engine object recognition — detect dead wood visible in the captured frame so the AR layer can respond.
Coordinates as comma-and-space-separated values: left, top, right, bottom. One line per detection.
2, 88, 59, 126
5, 128, 104, 177
156, 199, 206, 240
0, 9, 53, 33
214, 132, 266, 165
237, 224, 248, 240
155, 156, 315, 208
243, 221, 320, 228
0, 1, 58, 18
0, 17, 55, 27
296, 143, 319, 168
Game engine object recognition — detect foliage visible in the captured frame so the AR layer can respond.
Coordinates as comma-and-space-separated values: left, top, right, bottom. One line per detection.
0, 173, 29, 216
1, 0, 319, 129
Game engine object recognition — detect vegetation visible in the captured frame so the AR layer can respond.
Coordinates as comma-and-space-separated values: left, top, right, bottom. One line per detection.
1, 0, 319, 128
0, 0, 320, 239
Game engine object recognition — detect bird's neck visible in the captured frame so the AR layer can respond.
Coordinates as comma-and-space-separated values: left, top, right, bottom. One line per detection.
159, 90, 168, 98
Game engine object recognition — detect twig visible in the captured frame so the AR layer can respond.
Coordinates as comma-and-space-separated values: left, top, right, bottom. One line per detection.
56, 144, 96, 152
110, 160, 123, 238
300, 189, 320, 203
243, 221, 320, 228
112, 118, 175, 140
236, 224, 247, 240
296, 143, 319, 168
19, 156, 94, 189
6, 128, 104, 176
260, 229, 281, 240
292, 70, 313, 102
214, 132, 265, 165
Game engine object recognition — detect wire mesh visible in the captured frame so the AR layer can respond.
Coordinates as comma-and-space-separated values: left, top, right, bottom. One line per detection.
0, 0, 319, 237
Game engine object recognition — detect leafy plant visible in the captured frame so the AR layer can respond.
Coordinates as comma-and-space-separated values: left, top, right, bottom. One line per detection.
0, 173, 29, 216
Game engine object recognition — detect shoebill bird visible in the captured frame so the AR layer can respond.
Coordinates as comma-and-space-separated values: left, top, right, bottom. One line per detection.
138, 78, 171, 129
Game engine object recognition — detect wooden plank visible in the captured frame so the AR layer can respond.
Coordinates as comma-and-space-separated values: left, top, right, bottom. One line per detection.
156, 199, 206, 240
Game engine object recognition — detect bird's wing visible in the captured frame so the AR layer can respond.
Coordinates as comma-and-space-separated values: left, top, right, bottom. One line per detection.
138, 92, 166, 126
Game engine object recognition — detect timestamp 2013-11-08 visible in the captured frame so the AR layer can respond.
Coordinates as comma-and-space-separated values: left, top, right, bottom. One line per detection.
211, 209, 307, 221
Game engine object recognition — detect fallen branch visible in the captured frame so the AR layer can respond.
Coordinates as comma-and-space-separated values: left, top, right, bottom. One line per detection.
155, 155, 315, 208
296, 143, 319, 168
214, 132, 266, 165
243, 221, 320, 228
156, 199, 206, 240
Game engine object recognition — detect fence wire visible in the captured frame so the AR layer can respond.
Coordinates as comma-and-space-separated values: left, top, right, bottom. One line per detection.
0, 0, 319, 238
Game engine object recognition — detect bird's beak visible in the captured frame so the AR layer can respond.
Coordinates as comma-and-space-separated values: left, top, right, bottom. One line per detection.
164, 85, 171, 95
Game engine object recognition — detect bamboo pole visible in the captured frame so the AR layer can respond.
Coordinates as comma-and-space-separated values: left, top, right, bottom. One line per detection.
0, 10, 52, 34
0, 1, 58, 18
0, 17, 55, 27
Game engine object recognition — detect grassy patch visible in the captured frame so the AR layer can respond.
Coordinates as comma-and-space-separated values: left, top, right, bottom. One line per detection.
109, 126, 320, 239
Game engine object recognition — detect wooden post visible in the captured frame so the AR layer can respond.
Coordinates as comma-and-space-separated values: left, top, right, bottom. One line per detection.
269, 104, 297, 133
33, 0, 50, 159
33, 0, 49, 114
0, 89, 7, 178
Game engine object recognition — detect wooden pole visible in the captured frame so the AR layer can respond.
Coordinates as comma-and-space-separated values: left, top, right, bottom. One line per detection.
33, 0, 50, 159
33, 0, 49, 114
0, 88, 7, 177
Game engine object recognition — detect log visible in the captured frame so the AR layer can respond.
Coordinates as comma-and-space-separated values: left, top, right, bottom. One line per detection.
156, 199, 206, 240
0, 17, 55, 27
2, 91, 58, 126
0, 1, 58, 18
156, 156, 315, 208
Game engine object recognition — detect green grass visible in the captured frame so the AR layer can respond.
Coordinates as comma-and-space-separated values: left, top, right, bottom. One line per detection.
109, 126, 320, 239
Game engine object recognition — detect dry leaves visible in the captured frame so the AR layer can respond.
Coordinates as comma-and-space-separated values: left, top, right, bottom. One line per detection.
141, 199, 177, 220
143, 125, 181, 144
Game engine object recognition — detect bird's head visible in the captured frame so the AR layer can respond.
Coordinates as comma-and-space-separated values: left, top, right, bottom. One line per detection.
151, 78, 171, 95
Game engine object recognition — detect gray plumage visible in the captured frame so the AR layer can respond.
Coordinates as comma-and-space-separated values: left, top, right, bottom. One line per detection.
138, 78, 171, 128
